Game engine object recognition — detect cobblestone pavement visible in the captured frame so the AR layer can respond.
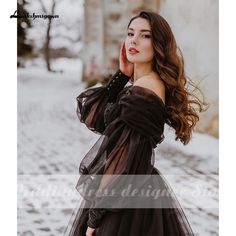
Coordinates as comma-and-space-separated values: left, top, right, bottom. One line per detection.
18, 68, 218, 236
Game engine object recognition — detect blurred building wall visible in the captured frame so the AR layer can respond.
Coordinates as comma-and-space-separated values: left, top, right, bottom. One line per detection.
82, 0, 160, 81
159, 0, 218, 137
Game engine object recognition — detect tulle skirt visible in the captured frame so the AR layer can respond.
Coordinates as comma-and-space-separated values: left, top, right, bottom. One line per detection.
63, 167, 195, 236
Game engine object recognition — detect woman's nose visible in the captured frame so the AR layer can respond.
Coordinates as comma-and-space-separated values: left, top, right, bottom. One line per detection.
131, 39, 136, 45
131, 34, 138, 45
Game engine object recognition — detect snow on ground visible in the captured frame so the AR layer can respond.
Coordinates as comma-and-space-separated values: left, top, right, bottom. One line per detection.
18, 58, 218, 235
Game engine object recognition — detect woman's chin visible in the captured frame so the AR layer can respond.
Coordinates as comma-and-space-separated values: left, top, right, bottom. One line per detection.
126, 57, 138, 63
127, 55, 152, 64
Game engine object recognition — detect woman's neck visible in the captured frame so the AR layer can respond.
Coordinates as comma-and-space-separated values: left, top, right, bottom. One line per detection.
133, 62, 153, 82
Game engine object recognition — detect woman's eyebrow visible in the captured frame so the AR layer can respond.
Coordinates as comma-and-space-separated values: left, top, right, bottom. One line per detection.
128, 27, 151, 32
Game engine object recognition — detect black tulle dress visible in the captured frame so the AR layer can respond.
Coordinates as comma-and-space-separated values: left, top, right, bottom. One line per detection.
63, 70, 195, 236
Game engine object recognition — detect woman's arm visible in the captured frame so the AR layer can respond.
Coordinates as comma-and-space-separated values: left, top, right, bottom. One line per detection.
76, 70, 130, 135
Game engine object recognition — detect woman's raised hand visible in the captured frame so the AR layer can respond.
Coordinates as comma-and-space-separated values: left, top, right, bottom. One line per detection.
119, 41, 134, 77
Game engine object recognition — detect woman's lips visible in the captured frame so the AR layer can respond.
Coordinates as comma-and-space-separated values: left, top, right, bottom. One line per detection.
128, 47, 139, 55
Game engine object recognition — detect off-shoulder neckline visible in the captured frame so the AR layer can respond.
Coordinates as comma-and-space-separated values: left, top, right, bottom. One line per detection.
128, 85, 166, 107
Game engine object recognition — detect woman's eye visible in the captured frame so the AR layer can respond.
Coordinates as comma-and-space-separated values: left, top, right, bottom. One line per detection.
142, 34, 151, 38
127, 33, 151, 38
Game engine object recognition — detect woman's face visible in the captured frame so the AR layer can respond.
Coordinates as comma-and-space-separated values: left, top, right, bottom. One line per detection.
125, 17, 154, 64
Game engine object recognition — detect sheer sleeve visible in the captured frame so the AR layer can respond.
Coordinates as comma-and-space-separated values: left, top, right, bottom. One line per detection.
76, 70, 130, 135
77, 86, 167, 229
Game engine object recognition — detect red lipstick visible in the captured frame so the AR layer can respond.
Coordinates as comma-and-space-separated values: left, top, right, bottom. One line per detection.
129, 47, 139, 54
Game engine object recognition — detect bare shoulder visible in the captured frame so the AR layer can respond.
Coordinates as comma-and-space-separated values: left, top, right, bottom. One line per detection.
133, 73, 165, 103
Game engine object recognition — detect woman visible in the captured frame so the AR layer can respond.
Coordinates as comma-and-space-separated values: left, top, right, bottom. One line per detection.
64, 10, 205, 236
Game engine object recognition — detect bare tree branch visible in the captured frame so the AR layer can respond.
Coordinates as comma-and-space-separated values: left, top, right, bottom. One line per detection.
51, 0, 56, 15
38, 0, 48, 14
31, 0, 82, 72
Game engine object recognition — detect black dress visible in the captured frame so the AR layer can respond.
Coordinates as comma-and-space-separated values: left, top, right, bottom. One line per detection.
64, 70, 195, 236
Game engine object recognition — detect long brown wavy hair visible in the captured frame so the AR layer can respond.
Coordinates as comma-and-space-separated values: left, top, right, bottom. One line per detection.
127, 10, 208, 145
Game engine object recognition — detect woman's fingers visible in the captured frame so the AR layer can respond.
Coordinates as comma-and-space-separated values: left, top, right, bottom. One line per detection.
120, 41, 127, 64
119, 41, 133, 76
120, 42, 123, 55
123, 43, 127, 61
120, 42, 125, 62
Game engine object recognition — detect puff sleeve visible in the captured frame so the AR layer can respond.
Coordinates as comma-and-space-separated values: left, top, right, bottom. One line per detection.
76, 70, 130, 135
